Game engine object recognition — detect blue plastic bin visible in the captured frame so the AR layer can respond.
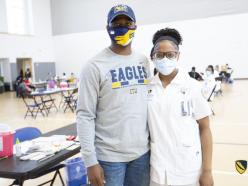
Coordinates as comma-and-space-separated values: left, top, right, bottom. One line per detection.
65, 157, 87, 186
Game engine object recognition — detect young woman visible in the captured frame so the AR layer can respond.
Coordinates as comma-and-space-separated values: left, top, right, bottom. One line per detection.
148, 28, 214, 186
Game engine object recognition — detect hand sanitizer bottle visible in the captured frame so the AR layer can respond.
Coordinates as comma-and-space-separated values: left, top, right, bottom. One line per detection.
15, 138, 22, 157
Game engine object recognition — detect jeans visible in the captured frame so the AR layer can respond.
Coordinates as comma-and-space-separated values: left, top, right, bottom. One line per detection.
150, 181, 199, 186
98, 151, 150, 186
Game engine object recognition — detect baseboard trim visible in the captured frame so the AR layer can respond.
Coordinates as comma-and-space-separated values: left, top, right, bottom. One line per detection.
234, 78, 248, 80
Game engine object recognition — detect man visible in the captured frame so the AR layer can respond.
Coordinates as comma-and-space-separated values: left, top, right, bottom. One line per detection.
69, 72, 77, 84
189, 67, 202, 81
77, 4, 150, 186
24, 68, 32, 79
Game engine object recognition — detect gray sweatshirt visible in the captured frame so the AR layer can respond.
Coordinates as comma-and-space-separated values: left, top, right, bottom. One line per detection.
76, 47, 150, 167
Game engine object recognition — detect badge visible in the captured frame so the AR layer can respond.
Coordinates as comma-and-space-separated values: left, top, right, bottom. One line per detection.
235, 160, 247, 174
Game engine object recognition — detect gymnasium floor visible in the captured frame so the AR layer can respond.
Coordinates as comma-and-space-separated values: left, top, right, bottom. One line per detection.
0, 80, 248, 186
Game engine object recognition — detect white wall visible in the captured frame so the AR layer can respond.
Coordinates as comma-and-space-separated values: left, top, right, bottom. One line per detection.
0, 0, 7, 33
53, 30, 109, 76
50, 0, 248, 35
53, 13, 248, 78
134, 13, 248, 78
1, 2, 247, 79
0, 0, 54, 63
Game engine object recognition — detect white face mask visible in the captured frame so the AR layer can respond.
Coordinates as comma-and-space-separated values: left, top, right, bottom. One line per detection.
206, 70, 212, 76
153, 58, 177, 76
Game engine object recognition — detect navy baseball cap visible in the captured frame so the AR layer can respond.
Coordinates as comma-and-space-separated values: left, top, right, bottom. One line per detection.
107, 4, 136, 25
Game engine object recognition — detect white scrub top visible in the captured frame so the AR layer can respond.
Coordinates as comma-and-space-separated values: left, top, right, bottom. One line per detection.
148, 69, 212, 185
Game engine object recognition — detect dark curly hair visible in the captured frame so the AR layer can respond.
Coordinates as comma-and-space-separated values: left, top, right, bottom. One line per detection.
150, 46, 154, 59
152, 28, 183, 46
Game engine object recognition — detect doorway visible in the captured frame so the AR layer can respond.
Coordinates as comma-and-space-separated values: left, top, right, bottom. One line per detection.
16, 58, 33, 80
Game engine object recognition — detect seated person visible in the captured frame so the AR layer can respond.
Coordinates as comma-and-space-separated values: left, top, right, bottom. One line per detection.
24, 68, 32, 79
226, 64, 234, 83
15, 76, 23, 97
219, 64, 228, 81
60, 81, 68, 88
202, 66, 217, 100
188, 66, 203, 81
62, 72, 67, 82
17, 79, 32, 97
214, 65, 222, 81
24, 78, 35, 90
48, 78, 56, 89
46, 72, 52, 81
219, 64, 234, 83
68, 72, 77, 84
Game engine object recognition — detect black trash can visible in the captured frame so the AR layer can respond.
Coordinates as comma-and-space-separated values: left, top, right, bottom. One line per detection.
4, 83, 10, 91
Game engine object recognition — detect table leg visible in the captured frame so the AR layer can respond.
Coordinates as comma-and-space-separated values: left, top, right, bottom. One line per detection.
9, 179, 24, 186
18, 179, 24, 186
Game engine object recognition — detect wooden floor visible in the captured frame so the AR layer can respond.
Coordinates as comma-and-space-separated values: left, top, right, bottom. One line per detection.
0, 80, 248, 185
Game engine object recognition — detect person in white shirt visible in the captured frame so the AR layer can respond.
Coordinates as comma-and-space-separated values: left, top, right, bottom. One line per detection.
62, 72, 67, 82
202, 66, 217, 100
148, 28, 214, 186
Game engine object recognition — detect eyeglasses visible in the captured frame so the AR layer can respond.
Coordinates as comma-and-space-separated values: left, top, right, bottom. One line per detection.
152, 51, 178, 60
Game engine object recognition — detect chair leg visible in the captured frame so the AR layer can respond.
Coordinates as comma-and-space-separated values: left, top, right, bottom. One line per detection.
59, 93, 64, 108
39, 101, 48, 116
34, 107, 40, 119
34, 109, 38, 119
41, 104, 48, 116
38, 106, 46, 118
64, 102, 69, 113
52, 101, 59, 112
24, 107, 34, 119
49, 95, 58, 112
24, 109, 29, 119
31, 107, 35, 118
64, 102, 74, 113
69, 103, 74, 113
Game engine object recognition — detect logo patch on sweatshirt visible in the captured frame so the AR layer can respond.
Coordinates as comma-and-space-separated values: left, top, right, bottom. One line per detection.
130, 88, 137, 94
110, 65, 148, 89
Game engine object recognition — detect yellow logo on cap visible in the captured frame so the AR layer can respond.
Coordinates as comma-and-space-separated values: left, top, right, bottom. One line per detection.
114, 5, 127, 13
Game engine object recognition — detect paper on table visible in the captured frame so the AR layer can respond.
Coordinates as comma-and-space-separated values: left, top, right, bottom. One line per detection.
15, 135, 75, 161
20, 152, 42, 161
32, 136, 64, 142
30, 154, 46, 161
51, 135, 67, 141
20, 150, 55, 161
32, 135, 67, 143
66, 144, 80, 151
60, 141, 75, 150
